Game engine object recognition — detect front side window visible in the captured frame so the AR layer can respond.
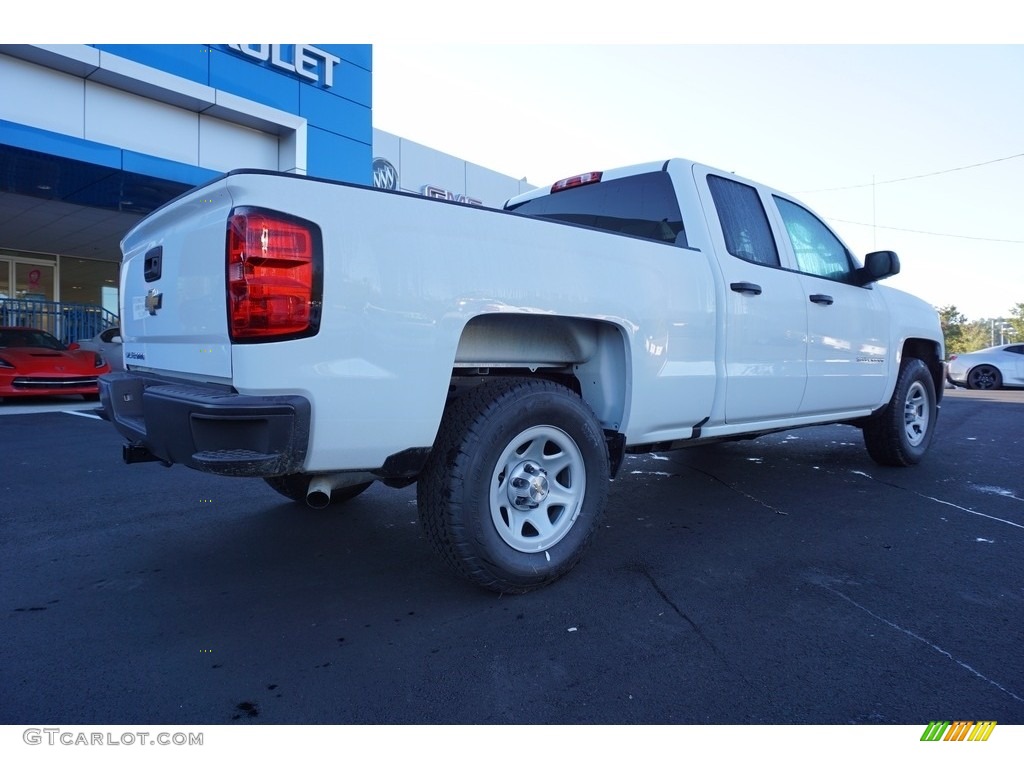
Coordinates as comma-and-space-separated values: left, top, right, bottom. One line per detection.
774, 196, 855, 282
707, 175, 780, 267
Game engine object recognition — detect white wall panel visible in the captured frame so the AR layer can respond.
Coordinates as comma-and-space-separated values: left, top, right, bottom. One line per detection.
373, 129, 536, 209
396, 139, 466, 196
199, 114, 279, 172
466, 163, 530, 208
0, 55, 86, 137
84, 80, 199, 165
372, 130, 400, 163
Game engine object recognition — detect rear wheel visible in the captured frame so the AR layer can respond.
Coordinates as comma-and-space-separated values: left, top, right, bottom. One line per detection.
264, 473, 373, 506
417, 378, 609, 594
862, 358, 937, 467
966, 364, 1002, 390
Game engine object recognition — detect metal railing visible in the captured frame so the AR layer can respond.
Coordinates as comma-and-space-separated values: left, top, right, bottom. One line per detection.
0, 298, 119, 344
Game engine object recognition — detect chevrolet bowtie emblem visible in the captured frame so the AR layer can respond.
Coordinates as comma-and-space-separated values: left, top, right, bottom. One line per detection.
145, 289, 163, 315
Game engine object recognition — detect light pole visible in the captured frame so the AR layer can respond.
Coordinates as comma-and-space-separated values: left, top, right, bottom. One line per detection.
999, 322, 1013, 345
991, 319, 1014, 346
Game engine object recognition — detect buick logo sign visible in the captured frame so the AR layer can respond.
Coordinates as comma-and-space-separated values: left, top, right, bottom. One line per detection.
372, 158, 398, 191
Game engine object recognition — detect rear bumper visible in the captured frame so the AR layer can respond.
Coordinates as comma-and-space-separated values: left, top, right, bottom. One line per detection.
99, 371, 311, 476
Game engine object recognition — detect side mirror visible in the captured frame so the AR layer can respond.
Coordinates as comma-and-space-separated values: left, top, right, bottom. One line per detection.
67, 341, 80, 350
857, 250, 900, 285
112, 336, 122, 344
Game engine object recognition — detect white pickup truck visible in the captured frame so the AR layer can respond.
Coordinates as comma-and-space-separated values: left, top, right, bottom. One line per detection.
99, 158, 944, 593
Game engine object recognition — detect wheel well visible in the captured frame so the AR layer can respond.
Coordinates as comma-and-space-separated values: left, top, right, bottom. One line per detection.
903, 337, 945, 402
452, 312, 630, 429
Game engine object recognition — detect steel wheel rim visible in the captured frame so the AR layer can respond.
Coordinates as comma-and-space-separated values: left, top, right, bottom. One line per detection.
489, 425, 586, 553
903, 380, 930, 446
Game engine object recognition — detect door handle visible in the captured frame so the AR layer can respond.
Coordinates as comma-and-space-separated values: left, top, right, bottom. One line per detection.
809, 294, 834, 305
144, 246, 163, 283
730, 282, 762, 296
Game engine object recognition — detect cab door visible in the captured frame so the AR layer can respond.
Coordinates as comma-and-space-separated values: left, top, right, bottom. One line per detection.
769, 195, 890, 414
696, 168, 808, 424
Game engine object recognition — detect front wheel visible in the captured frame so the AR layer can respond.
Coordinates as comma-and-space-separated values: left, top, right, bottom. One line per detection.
966, 364, 1002, 390
862, 358, 937, 467
417, 378, 610, 594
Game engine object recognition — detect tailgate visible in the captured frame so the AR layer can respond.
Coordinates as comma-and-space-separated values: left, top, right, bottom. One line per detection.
120, 179, 235, 380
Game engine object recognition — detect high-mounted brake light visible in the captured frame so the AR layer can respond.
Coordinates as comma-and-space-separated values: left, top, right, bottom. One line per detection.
550, 171, 603, 194
227, 208, 322, 341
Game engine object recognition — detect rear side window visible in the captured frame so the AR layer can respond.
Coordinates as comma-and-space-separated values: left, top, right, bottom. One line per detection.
506, 171, 687, 246
707, 175, 780, 267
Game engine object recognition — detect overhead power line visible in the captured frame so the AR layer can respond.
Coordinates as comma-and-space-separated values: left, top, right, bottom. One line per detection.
829, 217, 1024, 244
801, 153, 1024, 193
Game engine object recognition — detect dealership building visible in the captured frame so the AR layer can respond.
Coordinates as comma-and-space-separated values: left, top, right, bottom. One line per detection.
0, 44, 533, 339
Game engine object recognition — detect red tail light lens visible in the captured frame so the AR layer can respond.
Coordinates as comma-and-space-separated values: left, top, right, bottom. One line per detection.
227, 208, 322, 341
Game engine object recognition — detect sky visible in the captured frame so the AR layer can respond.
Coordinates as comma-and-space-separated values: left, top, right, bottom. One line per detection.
371, 43, 1023, 322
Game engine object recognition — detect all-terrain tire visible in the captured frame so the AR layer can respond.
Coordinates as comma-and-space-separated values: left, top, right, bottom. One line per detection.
862, 358, 937, 467
417, 377, 610, 594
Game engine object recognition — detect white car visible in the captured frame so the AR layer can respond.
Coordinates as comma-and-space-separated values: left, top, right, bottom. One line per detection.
76, 326, 123, 371
947, 343, 1024, 390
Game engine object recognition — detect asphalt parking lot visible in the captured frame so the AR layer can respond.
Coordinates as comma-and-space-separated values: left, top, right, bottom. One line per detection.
2, 389, 1022, 726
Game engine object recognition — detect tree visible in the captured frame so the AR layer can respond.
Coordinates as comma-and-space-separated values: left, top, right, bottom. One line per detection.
937, 305, 968, 355
1008, 303, 1024, 345
937, 305, 998, 355
961, 319, 992, 352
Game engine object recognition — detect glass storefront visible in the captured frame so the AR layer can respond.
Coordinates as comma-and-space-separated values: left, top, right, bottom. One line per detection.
58, 257, 119, 309
1, 251, 119, 341
0, 251, 117, 308
15, 261, 55, 301
1, 252, 57, 303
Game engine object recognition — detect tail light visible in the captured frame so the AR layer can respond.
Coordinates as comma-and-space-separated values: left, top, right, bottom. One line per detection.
550, 171, 602, 193
227, 207, 322, 341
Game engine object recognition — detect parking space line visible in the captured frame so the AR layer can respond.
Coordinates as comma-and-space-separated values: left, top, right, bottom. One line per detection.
63, 410, 104, 421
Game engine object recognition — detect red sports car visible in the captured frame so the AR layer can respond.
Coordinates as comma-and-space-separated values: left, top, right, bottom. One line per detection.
0, 326, 111, 400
